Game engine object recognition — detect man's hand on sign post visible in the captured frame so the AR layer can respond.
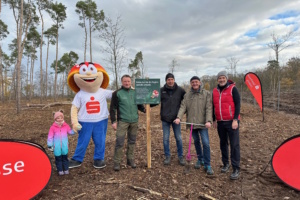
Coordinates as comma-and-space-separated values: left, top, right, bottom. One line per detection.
112, 122, 117, 130
174, 118, 180, 124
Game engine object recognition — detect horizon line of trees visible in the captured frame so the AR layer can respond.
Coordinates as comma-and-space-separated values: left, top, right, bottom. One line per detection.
0, 1, 299, 114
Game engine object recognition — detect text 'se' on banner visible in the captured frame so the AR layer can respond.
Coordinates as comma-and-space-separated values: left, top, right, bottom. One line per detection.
0, 140, 52, 200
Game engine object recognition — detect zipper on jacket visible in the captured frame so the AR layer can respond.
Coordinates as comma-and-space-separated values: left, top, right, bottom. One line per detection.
60, 127, 62, 149
218, 89, 223, 120
229, 105, 232, 118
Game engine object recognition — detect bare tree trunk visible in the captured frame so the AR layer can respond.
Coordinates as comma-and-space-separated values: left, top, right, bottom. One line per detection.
38, 6, 44, 103
4, 67, 7, 100
30, 56, 35, 101
45, 39, 49, 99
114, 50, 118, 89
89, 18, 92, 62
54, 28, 59, 101
62, 73, 65, 97
16, 0, 24, 113
84, 17, 87, 61
0, 47, 3, 102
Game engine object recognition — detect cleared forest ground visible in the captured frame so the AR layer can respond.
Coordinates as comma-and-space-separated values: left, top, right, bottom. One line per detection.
0, 100, 300, 199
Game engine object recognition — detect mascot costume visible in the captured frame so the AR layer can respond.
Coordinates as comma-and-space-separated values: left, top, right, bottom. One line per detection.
67, 62, 113, 169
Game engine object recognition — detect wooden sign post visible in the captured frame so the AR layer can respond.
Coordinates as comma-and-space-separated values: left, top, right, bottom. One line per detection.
146, 104, 151, 168
135, 79, 160, 168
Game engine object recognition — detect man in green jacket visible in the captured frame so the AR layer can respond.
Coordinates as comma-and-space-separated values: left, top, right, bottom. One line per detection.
110, 75, 146, 171
174, 76, 214, 175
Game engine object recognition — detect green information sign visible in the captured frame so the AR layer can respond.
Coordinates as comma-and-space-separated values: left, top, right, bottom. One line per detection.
135, 79, 160, 104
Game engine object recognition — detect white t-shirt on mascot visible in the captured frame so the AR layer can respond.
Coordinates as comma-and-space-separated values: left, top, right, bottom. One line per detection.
73, 88, 113, 122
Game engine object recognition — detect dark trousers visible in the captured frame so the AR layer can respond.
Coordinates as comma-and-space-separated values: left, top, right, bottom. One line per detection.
217, 121, 240, 170
55, 154, 69, 172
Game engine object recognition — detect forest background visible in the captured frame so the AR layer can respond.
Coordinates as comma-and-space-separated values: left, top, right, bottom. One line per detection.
0, 0, 300, 114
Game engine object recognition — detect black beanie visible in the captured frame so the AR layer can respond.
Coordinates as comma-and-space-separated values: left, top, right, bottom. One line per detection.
190, 76, 200, 82
165, 73, 175, 81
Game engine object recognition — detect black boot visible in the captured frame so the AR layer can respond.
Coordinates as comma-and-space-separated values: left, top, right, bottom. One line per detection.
221, 163, 230, 173
230, 169, 240, 180
127, 159, 137, 168
113, 162, 120, 171
178, 156, 185, 166
69, 159, 81, 169
163, 156, 171, 165
93, 160, 106, 169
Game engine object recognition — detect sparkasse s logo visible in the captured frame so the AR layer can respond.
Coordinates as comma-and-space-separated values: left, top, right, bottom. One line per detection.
0, 140, 52, 200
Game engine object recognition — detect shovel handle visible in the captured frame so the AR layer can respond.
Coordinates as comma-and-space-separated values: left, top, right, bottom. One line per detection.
180, 122, 205, 126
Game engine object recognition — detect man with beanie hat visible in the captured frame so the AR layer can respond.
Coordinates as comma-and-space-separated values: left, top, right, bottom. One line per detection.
175, 76, 214, 175
212, 70, 241, 180
217, 71, 228, 80
157, 73, 186, 166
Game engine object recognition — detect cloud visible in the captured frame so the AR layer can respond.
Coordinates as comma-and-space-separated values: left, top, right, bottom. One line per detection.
1, 0, 300, 85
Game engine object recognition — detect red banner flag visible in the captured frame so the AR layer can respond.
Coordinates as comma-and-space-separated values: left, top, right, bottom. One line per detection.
272, 134, 300, 191
0, 140, 52, 199
244, 72, 263, 111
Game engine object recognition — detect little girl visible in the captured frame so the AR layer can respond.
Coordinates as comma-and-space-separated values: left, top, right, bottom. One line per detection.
47, 110, 74, 175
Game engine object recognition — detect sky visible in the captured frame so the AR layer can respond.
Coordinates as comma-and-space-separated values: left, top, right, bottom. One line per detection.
1, 0, 300, 86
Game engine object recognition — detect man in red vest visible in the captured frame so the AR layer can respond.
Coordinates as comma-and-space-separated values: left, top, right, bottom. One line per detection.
212, 71, 241, 180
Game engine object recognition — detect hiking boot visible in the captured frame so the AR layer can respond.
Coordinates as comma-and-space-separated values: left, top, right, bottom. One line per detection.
163, 156, 171, 165
69, 159, 81, 169
178, 156, 185, 166
221, 163, 230, 173
204, 166, 214, 175
194, 160, 204, 169
58, 171, 64, 176
64, 170, 69, 175
93, 160, 106, 169
113, 162, 120, 171
230, 169, 240, 180
127, 159, 137, 168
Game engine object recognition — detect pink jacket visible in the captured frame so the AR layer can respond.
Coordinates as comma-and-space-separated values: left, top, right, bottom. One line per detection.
47, 122, 74, 156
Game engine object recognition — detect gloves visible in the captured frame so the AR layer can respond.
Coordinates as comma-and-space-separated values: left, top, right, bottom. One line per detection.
72, 123, 82, 133
48, 146, 53, 152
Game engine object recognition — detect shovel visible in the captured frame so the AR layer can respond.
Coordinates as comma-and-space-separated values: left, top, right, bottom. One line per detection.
181, 122, 205, 174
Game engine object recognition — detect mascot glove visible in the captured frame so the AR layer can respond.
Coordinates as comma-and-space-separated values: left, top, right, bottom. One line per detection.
72, 123, 82, 133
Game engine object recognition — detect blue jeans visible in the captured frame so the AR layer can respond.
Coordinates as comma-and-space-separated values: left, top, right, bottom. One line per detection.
55, 154, 68, 171
162, 121, 183, 157
72, 119, 108, 162
192, 128, 211, 167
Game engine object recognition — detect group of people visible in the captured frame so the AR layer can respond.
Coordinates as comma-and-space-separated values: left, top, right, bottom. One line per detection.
161, 71, 241, 180
47, 62, 241, 181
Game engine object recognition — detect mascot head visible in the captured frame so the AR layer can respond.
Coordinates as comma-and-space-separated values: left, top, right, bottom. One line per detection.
67, 62, 109, 93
